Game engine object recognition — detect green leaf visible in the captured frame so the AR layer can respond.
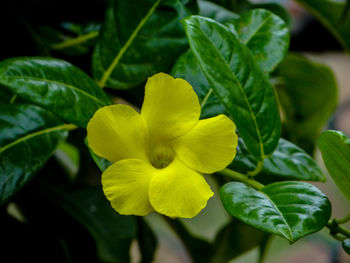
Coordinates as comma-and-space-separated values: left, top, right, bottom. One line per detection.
38, 22, 100, 56
343, 239, 350, 254
171, 49, 225, 118
226, 9, 290, 73
0, 85, 13, 103
0, 104, 70, 206
210, 219, 267, 263
262, 138, 325, 182
231, 138, 325, 182
137, 218, 158, 263
93, 0, 197, 89
41, 184, 137, 263
276, 53, 338, 154
318, 130, 350, 201
184, 16, 281, 160
251, 3, 291, 25
295, 0, 350, 50
0, 57, 111, 127
220, 181, 331, 242
198, 0, 238, 23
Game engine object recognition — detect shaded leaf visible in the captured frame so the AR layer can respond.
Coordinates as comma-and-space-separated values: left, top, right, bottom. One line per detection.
343, 239, 350, 254
318, 130, 350, 202
231, 138, 325, 182
0, 57, 111, 127
0, 104, 69, 205
209, 219, 267, 263
226, 9, 290, 73
296, 0, 350, 50
276, 53, 338, 154
171, 49, 225, 118
93, 0, 197, 89
198, 0, 238, 23
41, 184, 137, 263
184, 16, 281, 160
220, 181, 331, 242
137, 218, 158, 263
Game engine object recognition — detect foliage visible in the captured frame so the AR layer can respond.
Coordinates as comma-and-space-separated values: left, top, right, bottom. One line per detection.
1, 0, 349, 262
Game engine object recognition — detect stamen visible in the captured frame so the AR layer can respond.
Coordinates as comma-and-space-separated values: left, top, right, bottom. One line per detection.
150, 145, 175, 169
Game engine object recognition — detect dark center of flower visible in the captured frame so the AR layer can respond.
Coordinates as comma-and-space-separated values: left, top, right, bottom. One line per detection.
150, 145, 175, 169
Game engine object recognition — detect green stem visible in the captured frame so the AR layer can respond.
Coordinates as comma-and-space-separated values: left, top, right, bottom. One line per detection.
200, 88, 213, 108
327, 219, 350, 239
10, 94, 17, 104
335, 212, 350, 225
50, 31, 99, 50
247, 159, 264, 177
218, 168, 264, 190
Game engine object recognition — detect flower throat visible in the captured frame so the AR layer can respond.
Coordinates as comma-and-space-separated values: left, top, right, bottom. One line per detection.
150, 145, 175, 169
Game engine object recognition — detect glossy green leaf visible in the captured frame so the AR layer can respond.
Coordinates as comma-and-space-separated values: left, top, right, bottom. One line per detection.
41, 184, 137, 263
251, 3, 291, 25
230, 138, 325, 182
276, 53, 338, 154
93, 0, 197, 89
0, 104, 70, 206
210, 219, 267, 263
184, 16, 281, 160
343, 239, 350, 254
171, 49, 225, 118
220, 181, 331, 242
262, 138, 325, 182
226, 9, 290, 73
296, 0, 350, 50
198, 0, 238, 23
318, 130, 350, 201
0, 57, 111, 127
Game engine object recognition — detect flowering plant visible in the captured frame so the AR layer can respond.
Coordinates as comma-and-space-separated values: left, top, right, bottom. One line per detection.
0, 0, 350, 262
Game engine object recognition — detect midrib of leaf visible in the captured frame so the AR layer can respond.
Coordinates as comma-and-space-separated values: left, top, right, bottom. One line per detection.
200, 88, 213, 108
1, 75, 106, 105
242, 16, 271, 45
0, 123, 77, 154
97, 0, 162, 88
51, 31, 99, 50
194, 24, 265, 158
261, 190, 293, 241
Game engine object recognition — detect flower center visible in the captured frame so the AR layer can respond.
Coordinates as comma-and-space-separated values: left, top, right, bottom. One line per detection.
150, 145, 175, 169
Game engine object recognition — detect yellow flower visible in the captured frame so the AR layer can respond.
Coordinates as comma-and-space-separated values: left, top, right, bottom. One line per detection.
87, 73, 238, 218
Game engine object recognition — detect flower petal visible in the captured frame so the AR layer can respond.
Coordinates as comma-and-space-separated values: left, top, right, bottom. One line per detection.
149, 158, 213, 218
87, 104, 149, 163
141, 73, 200, 143
102, 159, 157, 216
173, 115, 238, 174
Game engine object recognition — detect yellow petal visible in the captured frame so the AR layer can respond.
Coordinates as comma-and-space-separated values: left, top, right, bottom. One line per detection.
149, 158, 213, 218
102, 159, 156, 216
141, 73, 200, 143
173, 115, 238, 174
87, 104, 149, 163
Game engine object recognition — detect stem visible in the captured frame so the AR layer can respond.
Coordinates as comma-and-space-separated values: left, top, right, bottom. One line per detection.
247, 159, 264, 177
335, 212, 350, 225
327, 219, 350, 239
50, 31, 99, 50
10, 94, 17, 104
218, 168, 264, 190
